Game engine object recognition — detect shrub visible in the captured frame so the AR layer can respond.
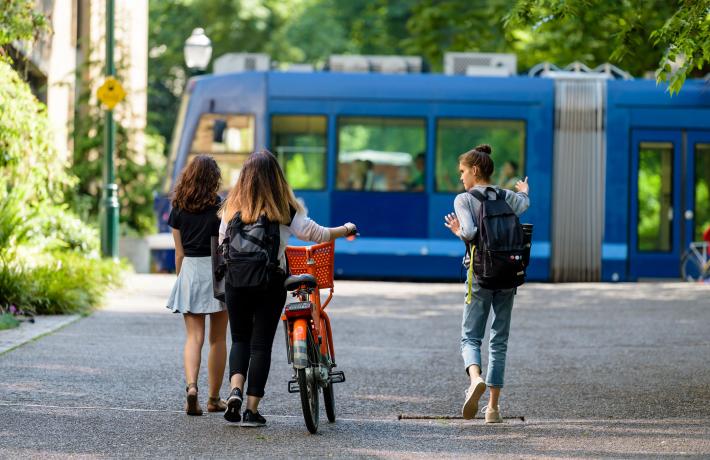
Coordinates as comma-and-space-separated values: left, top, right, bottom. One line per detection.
27, 252, 126, 315
0, 54, 127, 316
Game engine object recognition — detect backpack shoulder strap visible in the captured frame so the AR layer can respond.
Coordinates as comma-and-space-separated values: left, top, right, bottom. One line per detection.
494, 188, 507, 201
470, 189, 487, 202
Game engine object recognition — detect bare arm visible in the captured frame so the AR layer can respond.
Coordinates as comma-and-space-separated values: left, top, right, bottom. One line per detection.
173, 229, 184, 275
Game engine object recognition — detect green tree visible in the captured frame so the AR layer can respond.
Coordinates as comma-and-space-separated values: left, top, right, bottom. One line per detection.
0, 0, 47, 49
404, 0, 514, 72
504, 0, 710, 93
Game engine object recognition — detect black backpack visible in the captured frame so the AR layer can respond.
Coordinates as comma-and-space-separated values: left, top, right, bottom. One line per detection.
221, 212, 282, 290
467, 187, 527, 290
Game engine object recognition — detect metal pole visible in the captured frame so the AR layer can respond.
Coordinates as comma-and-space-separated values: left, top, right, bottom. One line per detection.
101, 0, 119, 259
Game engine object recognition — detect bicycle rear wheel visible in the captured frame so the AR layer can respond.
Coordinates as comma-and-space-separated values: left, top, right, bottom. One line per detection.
297, 331, 320, 434
681, 252, 707, 281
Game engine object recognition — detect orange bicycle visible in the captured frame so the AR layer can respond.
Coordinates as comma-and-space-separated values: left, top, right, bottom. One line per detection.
282, 240, 345, 433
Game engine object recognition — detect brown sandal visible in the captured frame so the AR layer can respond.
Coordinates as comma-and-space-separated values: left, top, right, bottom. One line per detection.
207, 396, 227, 412
185, 383, 203, 416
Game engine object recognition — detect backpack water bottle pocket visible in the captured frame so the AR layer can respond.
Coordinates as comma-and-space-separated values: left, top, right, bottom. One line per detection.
226, 252, 270, 289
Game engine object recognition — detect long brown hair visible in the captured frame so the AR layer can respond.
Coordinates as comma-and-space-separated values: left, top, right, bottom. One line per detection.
459, 144, 494, 181
171, 155, 221, 213
221, 150, 303, 224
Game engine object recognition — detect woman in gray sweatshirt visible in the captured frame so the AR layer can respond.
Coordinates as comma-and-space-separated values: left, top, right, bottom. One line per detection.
444, 144, 530, 423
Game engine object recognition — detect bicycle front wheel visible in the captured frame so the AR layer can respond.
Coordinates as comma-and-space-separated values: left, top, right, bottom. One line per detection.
681, 252, 706, 281
322, 346, 336, 423
323, 378, 336, 423
297, 332, 320, 434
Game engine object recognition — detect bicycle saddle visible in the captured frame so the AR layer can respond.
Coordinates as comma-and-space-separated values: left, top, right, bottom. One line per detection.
284, 274, 318, 291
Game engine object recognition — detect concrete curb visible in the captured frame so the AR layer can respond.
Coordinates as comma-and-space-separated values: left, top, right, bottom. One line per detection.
0, 314, 82, 355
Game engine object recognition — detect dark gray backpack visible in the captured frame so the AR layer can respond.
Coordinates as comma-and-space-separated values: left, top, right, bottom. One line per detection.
468, 187, 527, 290
222, 213, 282, 290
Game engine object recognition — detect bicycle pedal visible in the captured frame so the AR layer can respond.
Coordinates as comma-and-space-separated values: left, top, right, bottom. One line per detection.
329, 371, 345, 384
287, 379, 300, 393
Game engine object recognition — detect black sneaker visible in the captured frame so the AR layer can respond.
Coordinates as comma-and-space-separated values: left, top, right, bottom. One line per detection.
224, 388, 242, 423
241, 409, 266, 427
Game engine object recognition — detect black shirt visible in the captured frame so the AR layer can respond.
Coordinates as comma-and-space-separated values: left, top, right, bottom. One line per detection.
168, 201, 221, 257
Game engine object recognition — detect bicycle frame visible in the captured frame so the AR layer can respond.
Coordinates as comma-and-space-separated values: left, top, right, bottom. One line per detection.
283, 241, 336, 368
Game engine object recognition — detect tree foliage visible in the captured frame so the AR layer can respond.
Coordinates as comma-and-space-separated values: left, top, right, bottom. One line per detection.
505, 0, 710, 93
0, 0, 47, 47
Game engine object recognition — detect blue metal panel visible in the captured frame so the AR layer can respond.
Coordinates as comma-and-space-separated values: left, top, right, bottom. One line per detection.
268, 72, 553, 104
607, 79, 710, 108
331, 192, 428, 238
295, 192, 330, 227
602, 99, 631, 281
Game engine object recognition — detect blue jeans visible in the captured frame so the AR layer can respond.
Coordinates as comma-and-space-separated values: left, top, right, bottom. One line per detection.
461, 277, 515, 388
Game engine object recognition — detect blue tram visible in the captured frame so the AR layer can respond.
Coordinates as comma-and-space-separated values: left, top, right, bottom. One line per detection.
154, 69, 710, 281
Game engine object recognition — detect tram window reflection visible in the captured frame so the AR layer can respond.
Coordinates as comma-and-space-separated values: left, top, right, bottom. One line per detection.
270, 115, 327, 191
336, 117, 426, 192
435, 119, 526, 193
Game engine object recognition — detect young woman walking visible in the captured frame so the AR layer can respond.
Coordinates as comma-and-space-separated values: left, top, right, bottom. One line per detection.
444, 144, 530, 423
219, 150, 356, 427
166, 155, 229, 416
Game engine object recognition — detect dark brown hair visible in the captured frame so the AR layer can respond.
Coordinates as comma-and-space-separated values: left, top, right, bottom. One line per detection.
221, 150, 303, 224
459, 144, 494, 180
171, 155, 221, 213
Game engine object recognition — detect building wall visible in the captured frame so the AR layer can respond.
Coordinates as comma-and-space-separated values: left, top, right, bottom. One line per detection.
17, 0, 148, 161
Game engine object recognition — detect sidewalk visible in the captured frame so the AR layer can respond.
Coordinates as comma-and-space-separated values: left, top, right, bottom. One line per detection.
0, 275, 708, 458
0, 314, 80, 355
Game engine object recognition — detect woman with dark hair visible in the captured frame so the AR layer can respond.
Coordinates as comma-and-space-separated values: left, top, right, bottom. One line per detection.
444, 144, 530, 423
219, 150, 356, 427
166, 154, 228, 416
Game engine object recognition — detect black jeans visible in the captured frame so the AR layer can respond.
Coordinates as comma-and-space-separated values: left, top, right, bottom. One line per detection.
225, 274, 286, 398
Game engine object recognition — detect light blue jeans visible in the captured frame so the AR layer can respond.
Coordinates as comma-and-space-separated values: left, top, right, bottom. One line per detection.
461, 276, 515, 388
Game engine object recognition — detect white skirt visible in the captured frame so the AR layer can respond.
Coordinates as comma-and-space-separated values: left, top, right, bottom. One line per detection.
166, 256, 225, 314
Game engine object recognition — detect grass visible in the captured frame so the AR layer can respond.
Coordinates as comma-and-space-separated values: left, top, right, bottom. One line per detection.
0, 313, 19, 330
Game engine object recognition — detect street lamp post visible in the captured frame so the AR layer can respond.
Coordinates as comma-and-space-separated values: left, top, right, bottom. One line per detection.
101, 0, 119, 259
184, 28, 212, 75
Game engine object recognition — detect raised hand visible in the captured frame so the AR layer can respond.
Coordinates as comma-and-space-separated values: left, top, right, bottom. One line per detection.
444, 212, 461, 237
515, 176, 529, 194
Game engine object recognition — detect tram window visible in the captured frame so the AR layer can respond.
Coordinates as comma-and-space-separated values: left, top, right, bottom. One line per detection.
694, 143, 710, 241
189, 113, 255, 191
336, 117, 426, 192
435, 119, 526, 193
270, 115, 327, 190
638, 142, 673, 252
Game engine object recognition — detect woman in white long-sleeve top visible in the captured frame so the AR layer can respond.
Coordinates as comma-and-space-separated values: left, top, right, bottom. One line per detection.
218, 150, 356, 427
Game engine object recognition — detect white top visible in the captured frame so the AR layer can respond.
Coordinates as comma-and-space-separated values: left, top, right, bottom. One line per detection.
219, 210, 331, 270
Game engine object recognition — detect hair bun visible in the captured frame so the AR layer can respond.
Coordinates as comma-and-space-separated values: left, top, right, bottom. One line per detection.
474, 144, 492, 155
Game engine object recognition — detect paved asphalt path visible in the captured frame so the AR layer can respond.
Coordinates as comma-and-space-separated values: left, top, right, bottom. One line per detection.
0, 275, 708, 458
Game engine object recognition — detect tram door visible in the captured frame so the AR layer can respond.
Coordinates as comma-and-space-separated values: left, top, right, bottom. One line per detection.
629, 129, 710, 278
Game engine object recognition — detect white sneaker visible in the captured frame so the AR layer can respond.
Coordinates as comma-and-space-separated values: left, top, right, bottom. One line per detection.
484, 405, 503, 423
462, 377, 486, 419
